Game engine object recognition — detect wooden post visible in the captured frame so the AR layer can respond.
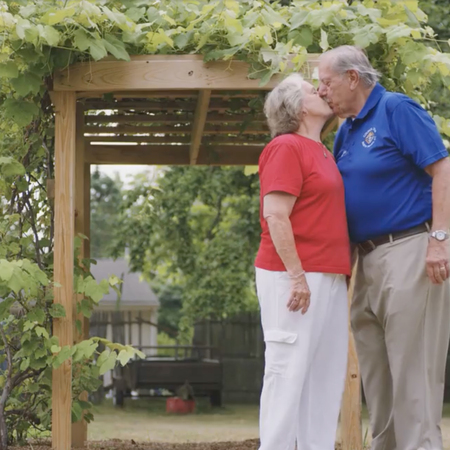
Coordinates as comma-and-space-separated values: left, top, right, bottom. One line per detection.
340, 269, 363, 449
72, 104, 89, 448
190, 90, 211, 165
52, 91, 77, 450
340, 113, 362, 450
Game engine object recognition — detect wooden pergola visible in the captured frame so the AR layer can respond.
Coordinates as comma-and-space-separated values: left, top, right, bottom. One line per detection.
51, 54, 361, 449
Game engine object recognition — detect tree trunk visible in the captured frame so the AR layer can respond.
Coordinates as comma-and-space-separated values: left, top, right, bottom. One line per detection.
0, 404, 9, 450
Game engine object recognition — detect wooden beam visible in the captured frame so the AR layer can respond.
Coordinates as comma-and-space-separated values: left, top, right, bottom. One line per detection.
84, 124, 269, 135
85, 135, 266, 145
52, 91, 76, 450
340, 114, 362, 450
341, 266, 362, 450
72, 104, 88, 449
54, 54, 319, 92
84, 112, 265, 124
82, 99, 253, 112
190, 90, 211, 165
320, 116, 339, 140
85, 144, 263, 166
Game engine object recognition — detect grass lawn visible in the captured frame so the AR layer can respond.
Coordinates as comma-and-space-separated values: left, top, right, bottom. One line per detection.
87, 398, 450, 449
88, 398, 260, 443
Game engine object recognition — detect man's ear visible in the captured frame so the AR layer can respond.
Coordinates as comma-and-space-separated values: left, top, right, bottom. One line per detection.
347, 69, 359, 91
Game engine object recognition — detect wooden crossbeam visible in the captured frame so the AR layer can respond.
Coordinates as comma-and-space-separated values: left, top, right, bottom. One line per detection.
190, 90, 211, 165
84, 124, 269, 135
82, 99, 254, 112
85, 144, 263, 166
84, 112, 265, 124
85, 135, 266, 145
54, 55, 319, 93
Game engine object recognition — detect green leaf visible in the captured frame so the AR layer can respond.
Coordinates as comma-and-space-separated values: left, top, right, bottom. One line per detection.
41, 8, 76, 26
49, 303, 66, 318
73, 29, 90, 52
99, 352, 117, 375
0, 298, 14, 320
35, 326, 49, 339
40, 25, 61, 47
385, 25, 412, 45
0, 260, 14, 282
0, 156, 26, 178
79, 299, 92, 318
53, 345, 72, 369
103, 36, 130, 61
3, 99, 39, 127
84, 278, 108, 303
126, 7, 146, 22
89, 40, 108, 61
11, 72, 42, 97
174, 32, 193, 50
320, 29, 329, 51
290, 28, 313, 48
0, 61, 19, 79
290, 11, 309, 30
72, 401, 83, 423
20, 358, 30, 371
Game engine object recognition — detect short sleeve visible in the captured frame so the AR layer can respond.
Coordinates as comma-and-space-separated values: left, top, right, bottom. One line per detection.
390, 99, 448, 169
259, 137, 304, 198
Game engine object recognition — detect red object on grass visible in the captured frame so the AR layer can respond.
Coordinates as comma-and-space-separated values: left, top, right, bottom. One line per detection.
166, 397, 195, 414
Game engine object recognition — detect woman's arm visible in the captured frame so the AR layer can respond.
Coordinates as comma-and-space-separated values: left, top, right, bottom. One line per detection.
263, 191, 310, 314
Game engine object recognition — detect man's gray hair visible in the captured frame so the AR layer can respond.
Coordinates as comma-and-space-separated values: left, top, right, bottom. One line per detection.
264, 73, 304, 138
320, 45, 380, 88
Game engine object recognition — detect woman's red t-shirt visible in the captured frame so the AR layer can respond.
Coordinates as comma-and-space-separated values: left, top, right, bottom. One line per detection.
255, 133, 351, 276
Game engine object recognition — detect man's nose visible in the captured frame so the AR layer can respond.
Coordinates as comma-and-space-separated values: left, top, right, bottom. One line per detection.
318, 84, 326, 97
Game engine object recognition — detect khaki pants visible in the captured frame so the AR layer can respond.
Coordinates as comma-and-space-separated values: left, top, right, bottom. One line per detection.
256, 269, 348, 450
352, 232, 450, 450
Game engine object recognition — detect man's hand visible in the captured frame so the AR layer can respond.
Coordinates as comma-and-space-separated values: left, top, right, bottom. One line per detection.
286, 274, 311, 314
426, 239, 450, 284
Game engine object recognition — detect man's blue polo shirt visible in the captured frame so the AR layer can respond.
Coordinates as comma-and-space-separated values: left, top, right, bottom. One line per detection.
334, 83, 448, 243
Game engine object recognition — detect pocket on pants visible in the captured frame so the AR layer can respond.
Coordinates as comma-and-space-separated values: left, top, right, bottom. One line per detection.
264, 330, 298, 377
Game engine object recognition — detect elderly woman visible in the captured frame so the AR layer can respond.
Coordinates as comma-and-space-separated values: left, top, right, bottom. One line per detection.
255, 73, 351, 450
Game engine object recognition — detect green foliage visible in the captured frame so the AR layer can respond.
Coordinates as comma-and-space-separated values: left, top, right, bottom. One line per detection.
90, 169, 125, 258
111, 167, 261, 336
0, 0, 448, 446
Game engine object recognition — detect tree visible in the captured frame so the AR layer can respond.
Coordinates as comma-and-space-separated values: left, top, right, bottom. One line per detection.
111, 167, 261, 335
0, 0, 448, 447
90, 169, 124, 258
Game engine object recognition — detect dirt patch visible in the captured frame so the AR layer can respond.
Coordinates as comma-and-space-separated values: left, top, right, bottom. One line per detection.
9, 439, 345, 450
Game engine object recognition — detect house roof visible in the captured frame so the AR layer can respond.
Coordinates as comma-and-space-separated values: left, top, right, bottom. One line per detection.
90, 258, 159, 309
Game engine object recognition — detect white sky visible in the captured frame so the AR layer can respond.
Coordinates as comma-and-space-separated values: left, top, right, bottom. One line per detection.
91, 164, 156, 185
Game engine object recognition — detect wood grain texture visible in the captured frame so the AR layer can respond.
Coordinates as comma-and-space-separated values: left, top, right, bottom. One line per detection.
190, 90, 211, 164
84, 123, 268, 135
340, 269, 362, 450
52, 91, 76, 450
54, 55, 319, 92
85, 144, 263, 166
72, 104, 88, 449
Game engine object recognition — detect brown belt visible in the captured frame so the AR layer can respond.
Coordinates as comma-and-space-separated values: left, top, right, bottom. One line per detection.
357, 221, 431, 255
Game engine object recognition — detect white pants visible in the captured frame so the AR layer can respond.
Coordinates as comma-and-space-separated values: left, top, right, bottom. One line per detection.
256, 269, 348, 450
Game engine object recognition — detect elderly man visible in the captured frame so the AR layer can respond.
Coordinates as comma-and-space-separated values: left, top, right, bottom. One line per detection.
318, 45, 450, 450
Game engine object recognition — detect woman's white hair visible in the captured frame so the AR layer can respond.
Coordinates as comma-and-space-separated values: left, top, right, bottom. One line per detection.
320, 45, 380, 88
264, 73, 304, 138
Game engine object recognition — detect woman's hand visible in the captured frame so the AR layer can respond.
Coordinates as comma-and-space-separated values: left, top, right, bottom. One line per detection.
286, 273, 311, 314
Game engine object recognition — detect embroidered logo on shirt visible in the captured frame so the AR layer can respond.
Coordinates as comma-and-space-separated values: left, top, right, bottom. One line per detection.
362, 127, 377, 148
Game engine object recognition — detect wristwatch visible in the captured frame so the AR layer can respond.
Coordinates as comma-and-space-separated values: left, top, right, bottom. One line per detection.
430, 230, 450, 241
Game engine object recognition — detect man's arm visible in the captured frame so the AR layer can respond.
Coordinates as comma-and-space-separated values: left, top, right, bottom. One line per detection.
425, 157, 450, 284
263, 191, 310, 314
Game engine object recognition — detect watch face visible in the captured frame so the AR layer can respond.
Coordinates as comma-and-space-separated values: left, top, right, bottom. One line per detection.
436, 231, 446, 241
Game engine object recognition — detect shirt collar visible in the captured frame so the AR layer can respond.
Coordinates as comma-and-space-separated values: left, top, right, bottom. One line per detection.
346, 83, 386, 125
